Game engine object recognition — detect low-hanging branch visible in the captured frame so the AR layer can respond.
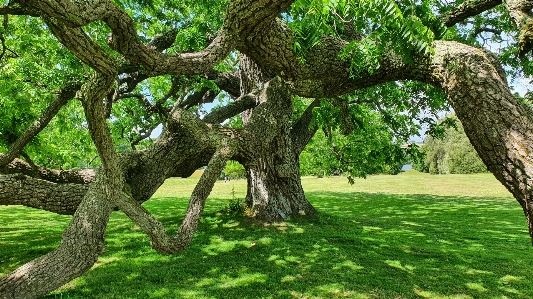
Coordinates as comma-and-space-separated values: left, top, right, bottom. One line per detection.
0, 173, 88, 215
1, 158, 96, 184
120, 147, 231, 254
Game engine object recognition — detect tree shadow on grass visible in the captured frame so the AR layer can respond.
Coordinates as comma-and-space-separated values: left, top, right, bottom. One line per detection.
0, 206, 70, 276
2, 192, 532, 298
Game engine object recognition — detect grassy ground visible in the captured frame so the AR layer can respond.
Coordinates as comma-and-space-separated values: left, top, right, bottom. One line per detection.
1, 171, 532, 298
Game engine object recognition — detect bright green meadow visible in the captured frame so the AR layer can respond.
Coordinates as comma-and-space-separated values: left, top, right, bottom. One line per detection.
1, 171, 532, 298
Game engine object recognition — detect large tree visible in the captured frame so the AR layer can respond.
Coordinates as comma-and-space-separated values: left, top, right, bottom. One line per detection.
1, 0, 533, 297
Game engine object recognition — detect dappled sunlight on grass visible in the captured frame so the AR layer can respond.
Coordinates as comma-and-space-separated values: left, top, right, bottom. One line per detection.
0, 206, 70, 276
202, 235, 254, 255
414, 288, 474, 299
332, 260, 364, 271
465, 282, 488, 292
384, 260, 415, 273
1, 171, 533, 298
195, 268, 267, 289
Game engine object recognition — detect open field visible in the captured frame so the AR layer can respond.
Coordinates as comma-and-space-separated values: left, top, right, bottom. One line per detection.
1, 171, 532, 298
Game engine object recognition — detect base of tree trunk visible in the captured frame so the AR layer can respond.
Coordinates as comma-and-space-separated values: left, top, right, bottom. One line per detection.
244, 168, 316, 223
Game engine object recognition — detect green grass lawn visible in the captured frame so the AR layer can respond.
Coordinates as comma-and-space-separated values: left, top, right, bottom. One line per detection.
1, 171, 533, 298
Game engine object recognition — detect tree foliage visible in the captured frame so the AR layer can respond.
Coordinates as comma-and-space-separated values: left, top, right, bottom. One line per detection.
289, 0, 446, 75
300, 101, 407, 180
222, 160, 246, 179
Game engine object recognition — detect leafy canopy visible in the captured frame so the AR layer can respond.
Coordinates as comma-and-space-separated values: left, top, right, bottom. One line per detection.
288, 0, 446, 76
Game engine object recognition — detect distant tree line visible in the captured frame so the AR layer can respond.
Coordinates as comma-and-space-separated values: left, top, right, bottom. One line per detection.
415, 114, 487, 174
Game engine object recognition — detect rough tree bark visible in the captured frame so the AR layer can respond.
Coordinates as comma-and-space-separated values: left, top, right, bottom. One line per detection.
242, 99, 322, 222
0, 172, 114, 299
241, 125, 317, 222
504, 0, 533, 56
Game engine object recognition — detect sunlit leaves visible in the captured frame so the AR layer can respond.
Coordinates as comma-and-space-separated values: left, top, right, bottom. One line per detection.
289, 0, 446, 77
34, 101, 98, 169
349, 81, 449, 140
339, 38, 381, 76
113, 0, 226, 54
0, 15, 94, 168
302, 79, 450, 182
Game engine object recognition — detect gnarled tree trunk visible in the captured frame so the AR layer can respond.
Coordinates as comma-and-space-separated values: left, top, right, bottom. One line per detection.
236, 57, 317, 221
243, 126, 316, 222
0, 77, 227, 298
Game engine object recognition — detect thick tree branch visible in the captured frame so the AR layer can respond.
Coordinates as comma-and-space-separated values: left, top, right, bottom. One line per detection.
147, 29, 179, 52
126, 147, 230, 254
117, 30, 181, 93
19, 0, 301, 78
237, 19, 412, 97
0, 174, 87, 214
0, 104, 223, 214
0, 5, 38, 17
224, 0, 296, 38
104, 9, 233, 76
1, 158, 95, 184
46, 22, 117, 76
210, 71, 242, 98
179, 87, 216, 110
0, 15, 7, 62
16, 0, 113, 26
